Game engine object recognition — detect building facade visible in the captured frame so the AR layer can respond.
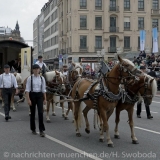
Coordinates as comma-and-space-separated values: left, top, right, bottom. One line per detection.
58, 0, 160, 65
0, 22, 24, 42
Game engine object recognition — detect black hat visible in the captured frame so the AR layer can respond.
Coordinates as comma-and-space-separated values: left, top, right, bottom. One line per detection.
4, 64, 10, 68
32, 64, 40, 69
140, 66, 146, 70
38, 55, 43, 59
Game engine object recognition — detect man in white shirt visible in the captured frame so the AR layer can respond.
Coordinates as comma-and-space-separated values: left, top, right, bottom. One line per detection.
35, 55, 49, 74
0, 64, 18, 121
25, 64, 46, 137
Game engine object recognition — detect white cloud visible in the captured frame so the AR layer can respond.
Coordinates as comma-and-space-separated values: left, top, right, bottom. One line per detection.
0, 0, 47, 46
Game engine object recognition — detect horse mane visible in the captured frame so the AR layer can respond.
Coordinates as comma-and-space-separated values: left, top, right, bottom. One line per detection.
44, 71, 56, 82
144, 73, 157, 97
123, 59, 135, 66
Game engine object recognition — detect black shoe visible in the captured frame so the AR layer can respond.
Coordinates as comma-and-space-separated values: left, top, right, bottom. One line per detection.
32, 130, 37, 135
137, 115, 141, 118
147, 115, 153, 119
40, 131, 45, 137
8, 116, 11, 119
5, 116, 8, 121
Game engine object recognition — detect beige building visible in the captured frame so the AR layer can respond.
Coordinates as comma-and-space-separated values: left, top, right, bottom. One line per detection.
58, 0, 160, 64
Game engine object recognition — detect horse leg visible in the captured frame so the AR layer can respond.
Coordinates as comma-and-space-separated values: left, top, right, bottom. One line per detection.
60, 97, 65, 117
114, 107, 121, 139
64, 101, 70, 120
74, 101, 82, 137
51, 99, 56, 116
1, 98, 4, 108
127, 107, 139, 144
46, 101, 51, 122
100, 108, 114, 147
82, 106, 91, 134
11, 93, 16, 111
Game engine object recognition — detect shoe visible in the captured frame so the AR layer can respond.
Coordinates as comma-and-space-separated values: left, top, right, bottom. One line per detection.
32, 130, 37, 135
8, 116, 11, 119
137, 115, 141, 118
40, 131, 45, 137
147, 115, 153, 119
5, 116, 8, 121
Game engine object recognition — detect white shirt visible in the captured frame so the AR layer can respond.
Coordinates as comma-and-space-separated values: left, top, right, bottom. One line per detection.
0, 73, 18, 88
25, 74, 46, 93
63, 71, 68, 76
35, 61, 47, 68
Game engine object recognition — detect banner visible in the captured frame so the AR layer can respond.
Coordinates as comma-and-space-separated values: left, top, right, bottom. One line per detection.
140, 30, 146, 51
152, 28, 158, 53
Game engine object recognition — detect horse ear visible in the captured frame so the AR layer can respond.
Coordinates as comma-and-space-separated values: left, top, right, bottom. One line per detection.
117, 55, 123, 63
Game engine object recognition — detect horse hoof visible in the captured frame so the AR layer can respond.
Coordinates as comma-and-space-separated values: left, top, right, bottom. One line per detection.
132, 140, 139, 144
62, 114, 65, 117
52, 113, 56, 116
65, 117, 69, 120
85, 128, 90, 134
47, 120, 51, 123
108, 144, 114, 147
99, 139, 104, 142
114, 135, 120, 139
76, 133, 81, 137
13, 109, 16, 112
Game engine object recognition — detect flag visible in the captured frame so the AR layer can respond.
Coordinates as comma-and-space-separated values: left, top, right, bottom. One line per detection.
140, 30, 146, 51
152, 28, 158, 53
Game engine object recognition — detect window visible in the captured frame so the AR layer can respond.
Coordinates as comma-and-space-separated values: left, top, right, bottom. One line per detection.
138, 17, 144, 29
80, 15, 87, 29
95, 36, 102, 48
80, 0, 87, 9
95, 17, 102, 29
152, 0, 159, 9
152, 19, 158, 30
124, 17, 130, 30
124, 0, 130, 11
124, 37, 130, 48
95, 0, 102, 10
138, 0, 144, 11
80, 36, 87, 48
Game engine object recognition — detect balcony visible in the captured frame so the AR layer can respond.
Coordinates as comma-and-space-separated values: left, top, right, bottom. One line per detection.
95, 26, 102, 30
138, 8, 144, 11
109, 6, 119, 12
95, 6, 102, 10
123, 47, 132, 52
79, 46, 88, 52
80, 5, 87, 9
108, 47, 117, 53
124, 27, 130, 31
124, 7, 130, 11
80, 26, 87, 30
109, 27, 119, 32
95, 47, 103, 52
151, 9, 160, 15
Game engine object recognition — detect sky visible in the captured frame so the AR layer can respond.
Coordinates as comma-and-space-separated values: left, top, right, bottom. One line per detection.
0, 0, 47, 46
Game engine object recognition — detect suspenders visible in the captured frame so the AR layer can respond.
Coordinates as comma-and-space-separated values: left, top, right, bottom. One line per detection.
31, 75, 43, 92
2, 74, 13, 88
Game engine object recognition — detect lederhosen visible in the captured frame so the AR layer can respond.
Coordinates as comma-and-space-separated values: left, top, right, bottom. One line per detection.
29, 75, 45, 132
1, 74, 13, 117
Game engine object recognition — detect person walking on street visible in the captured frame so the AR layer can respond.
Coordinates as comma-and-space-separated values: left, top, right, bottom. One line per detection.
0, 64, 18, 121
137, 66, 153, 119
25, 64, 46, 137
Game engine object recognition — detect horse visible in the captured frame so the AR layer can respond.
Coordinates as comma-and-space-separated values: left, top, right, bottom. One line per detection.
60, 62, 83, 121
44, 70, 66, 122
114, 73, 157, 144
71, 55, 142, 147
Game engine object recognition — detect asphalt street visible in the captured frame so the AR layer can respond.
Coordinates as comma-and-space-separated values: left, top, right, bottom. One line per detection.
0, 96, 160, 160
